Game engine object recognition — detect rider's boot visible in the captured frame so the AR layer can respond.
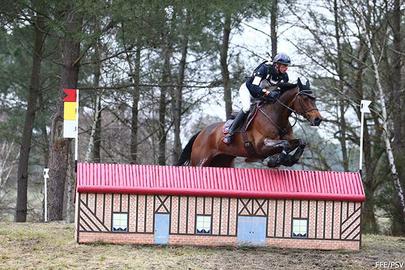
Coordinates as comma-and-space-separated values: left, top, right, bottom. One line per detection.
222, 110, 248, 144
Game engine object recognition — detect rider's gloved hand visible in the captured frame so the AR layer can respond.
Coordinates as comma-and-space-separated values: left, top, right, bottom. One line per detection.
262, 88, 271, 96
267, 89, 281, 102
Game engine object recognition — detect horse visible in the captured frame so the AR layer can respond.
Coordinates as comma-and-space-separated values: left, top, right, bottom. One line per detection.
176, 79, 322, 168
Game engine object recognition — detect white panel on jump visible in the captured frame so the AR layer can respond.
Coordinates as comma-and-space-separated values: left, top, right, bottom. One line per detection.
64, 120, 77, 138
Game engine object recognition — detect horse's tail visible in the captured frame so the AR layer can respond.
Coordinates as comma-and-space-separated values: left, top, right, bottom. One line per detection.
175, 131, 201, 166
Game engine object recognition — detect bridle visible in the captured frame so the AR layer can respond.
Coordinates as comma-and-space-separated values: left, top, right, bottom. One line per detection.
257, 88, 319, 133
280, 90, 318, 115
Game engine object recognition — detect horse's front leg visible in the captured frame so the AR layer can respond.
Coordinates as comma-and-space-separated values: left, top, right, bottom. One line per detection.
280, 139, 306, 167
262, 139, 306, 168
260, 138, 290, 156
257, 138, 289, 168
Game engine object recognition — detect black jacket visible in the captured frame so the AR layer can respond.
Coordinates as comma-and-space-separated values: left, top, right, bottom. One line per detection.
245, 62, 289, 98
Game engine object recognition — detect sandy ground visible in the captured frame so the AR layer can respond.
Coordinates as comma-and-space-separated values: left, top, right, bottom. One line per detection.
0, 222, 404, 269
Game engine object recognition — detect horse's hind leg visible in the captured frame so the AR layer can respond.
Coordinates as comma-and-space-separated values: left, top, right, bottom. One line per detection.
194, 156, 212, 167
193, 155, 235, 167
192, 152, 217, 167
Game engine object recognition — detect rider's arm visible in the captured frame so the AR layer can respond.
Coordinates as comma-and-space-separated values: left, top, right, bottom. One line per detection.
247, 64, 270, 97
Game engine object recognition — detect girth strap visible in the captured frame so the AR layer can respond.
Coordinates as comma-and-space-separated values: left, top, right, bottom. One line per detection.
240, 108, 257, 157
241, 130, 257, 157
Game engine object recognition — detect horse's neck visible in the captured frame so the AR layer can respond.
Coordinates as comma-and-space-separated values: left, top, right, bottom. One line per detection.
271, 91, 296, 120
256, 92, 296, 135
271, 101, 292, 125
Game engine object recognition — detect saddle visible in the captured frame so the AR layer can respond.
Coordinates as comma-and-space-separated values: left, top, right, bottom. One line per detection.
223, 101, 263, 156
223, 101, 262, 134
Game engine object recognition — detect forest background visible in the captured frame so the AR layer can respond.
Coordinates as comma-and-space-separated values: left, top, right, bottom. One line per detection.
0, 0, 404, 236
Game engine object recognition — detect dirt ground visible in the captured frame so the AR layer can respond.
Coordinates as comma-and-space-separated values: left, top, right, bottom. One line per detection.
0, 222, 404, 270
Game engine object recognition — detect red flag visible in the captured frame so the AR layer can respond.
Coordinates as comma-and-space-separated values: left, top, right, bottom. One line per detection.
64, 89, 77, 102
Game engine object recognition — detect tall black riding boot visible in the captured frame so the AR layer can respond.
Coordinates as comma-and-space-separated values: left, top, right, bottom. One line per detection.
223, 110, 247, 144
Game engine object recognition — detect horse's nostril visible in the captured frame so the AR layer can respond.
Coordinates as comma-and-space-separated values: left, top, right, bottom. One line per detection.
314, 117, 322, 126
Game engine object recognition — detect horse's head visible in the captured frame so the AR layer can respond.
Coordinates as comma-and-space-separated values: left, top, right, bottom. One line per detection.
289, 78, 322, 126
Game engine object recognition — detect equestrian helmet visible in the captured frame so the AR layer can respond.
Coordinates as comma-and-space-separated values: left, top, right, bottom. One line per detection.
273, 53, 291, 65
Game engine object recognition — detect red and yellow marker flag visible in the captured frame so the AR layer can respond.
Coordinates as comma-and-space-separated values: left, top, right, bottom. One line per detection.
63, 89, 79, 138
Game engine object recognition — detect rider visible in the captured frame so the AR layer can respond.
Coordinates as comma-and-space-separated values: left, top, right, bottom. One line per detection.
222, 52, 291, 145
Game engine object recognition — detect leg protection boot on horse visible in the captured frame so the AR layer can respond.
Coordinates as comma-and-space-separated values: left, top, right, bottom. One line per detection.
281, 140, 306, 166
266, 150, 288, 168
223, 110, 248, 144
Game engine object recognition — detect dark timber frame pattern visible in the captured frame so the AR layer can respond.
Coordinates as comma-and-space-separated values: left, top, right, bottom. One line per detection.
77, 193, 362, 243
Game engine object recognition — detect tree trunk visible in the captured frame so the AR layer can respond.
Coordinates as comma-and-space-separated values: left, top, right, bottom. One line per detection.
84, 94, 101, 162
391, 199, 405, 235
93, 95, 102, 162
15, 13, 45, 222
158, 45, 172, 165
360, 12, 405, 222
84, 37, 102, 162
338, 102, 349, 170
389, 0, 405, 235
38, 92, 49, 165
270, 0, 278, 58
363, 190, 379, 232
64, 151, 75, 223
220, 13, 232, 119
47, 7, 81, 221
172, 13, 190, 164
352, 42, 379, 232
333, 0, 349, 171
391, 0, 403, 155
130, 45, 141, 164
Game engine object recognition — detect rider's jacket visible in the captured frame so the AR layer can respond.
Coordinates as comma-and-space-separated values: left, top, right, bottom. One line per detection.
245, 62, 289, 98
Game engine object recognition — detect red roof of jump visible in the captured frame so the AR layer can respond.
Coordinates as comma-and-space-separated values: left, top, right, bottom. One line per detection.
76, 163, 365, 202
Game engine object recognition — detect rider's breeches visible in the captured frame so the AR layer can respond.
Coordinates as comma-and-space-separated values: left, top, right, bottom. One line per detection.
239, 83, 251, 113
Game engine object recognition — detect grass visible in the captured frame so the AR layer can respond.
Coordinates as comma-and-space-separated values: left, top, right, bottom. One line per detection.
0, 222, 404, 269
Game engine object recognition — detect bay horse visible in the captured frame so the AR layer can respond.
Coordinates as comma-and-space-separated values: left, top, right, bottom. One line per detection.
176, 79, 322, 168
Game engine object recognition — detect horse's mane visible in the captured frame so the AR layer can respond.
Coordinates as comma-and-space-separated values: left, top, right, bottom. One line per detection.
279, 83, 298, 92
279, 78, 313, 96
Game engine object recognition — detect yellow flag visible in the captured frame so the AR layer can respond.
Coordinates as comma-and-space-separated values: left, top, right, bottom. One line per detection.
64, 102, 77, 120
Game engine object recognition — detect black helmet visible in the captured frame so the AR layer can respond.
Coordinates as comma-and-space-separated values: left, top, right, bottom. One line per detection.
273, 53, 291, 65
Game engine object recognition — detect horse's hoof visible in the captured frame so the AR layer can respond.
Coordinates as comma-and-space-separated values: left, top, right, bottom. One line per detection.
298, 139, 306, 148
267, 162, 278, 168
266, 157, 280, 168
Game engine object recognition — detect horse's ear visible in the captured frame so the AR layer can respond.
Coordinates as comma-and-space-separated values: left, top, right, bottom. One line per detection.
306, 80, 310, 89
297, 78, 303, 89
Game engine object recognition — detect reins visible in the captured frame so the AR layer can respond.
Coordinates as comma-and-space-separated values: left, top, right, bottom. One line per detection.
257, 89, 319, 133
258, 107, 289, 136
